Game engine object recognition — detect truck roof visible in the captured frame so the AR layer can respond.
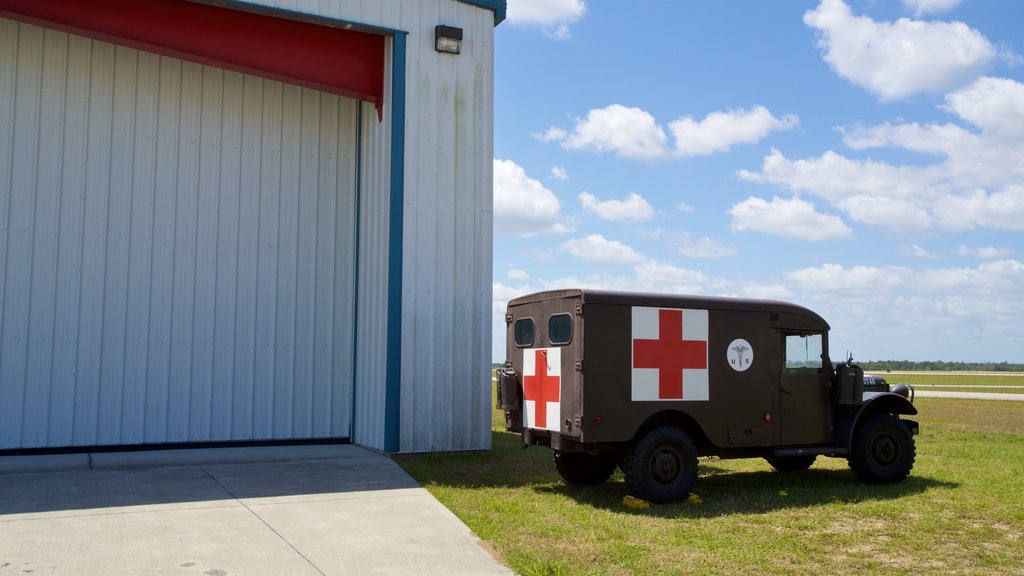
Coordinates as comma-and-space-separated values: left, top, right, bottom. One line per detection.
507, 288, 830, 330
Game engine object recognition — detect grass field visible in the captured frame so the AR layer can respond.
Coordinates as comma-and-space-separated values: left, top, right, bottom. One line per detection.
397, 390, 1024, 575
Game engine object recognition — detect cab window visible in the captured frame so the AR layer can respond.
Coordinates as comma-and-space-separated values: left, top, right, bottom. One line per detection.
548, 314, 572, 345
514, 318, 535, 347
784, 333, 823, 370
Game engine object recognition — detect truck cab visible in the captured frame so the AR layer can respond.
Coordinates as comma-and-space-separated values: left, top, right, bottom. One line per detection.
497, 289, 918, 503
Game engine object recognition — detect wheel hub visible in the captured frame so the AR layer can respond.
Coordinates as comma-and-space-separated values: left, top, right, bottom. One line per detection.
651, 449, 680, 483
871, 436, 897, 465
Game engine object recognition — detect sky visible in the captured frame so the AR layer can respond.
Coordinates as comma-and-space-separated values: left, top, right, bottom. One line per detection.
489, 0, 1024, 364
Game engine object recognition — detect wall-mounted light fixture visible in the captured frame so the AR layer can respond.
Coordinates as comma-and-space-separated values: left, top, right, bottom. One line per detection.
435, 25, 463, 55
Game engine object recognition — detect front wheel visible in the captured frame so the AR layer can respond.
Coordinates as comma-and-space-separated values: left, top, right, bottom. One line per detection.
623, 427, 698, 504
848, 414, 916, 484
554, 451, 617, 485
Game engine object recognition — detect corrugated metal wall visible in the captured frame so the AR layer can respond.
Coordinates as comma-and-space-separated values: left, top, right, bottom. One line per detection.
253, 0, 496, 452
0, 19, 360, 449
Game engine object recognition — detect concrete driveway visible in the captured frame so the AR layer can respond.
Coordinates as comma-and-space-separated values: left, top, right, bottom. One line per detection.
0, 445, 513, 575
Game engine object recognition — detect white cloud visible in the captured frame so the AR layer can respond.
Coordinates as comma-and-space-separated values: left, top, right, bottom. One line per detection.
551, 104, 796, 161
804, 0, 995, 100
957, 245, 1014, 260
578, 191, 654, 222
507, 267, 531, 281
560, 234, 647, 264
836, 195, 933, 229
550, 165, 569, 181
672, 233, 736, 259
740, 76, 1024, 233
561, 105, 668, 161
728, 196, 854, 241
544, 260, 720, 296
493, 159, 572, 236
534, 126, 567, 142
901, 0, 962, 17
669, 106, 798, 157
506, 0, 586, 40
931, 186, 1024, 231
905, 244, 942, 260
781, 260, 1024, 361
676, 201, 695, 213
942, 76, 1024, 140
519, 248, 555, 262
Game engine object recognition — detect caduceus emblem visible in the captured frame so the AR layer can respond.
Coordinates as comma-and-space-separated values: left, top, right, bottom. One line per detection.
731, 344, 749, 367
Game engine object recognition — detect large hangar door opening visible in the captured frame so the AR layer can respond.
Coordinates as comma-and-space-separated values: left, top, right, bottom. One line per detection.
0, 21, 359, 449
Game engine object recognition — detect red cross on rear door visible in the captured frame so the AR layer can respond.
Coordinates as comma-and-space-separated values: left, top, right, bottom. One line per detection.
631, 307, 709, 401
522, 348, 561, 431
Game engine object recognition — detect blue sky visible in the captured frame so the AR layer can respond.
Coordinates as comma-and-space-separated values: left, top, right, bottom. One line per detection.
490, 0, 1024, 363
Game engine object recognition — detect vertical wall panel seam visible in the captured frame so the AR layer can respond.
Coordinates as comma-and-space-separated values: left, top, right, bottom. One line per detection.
349, 102, 362, 440
72, 38, 93, 445
0, 22, 16, 378
115, 49, 142, 443
144, 57, 161, 443
187, 67, 205, 440
249, 81, 260, 439
21, 27, 44, 444
229, 77, 244, 438
212, 68, 227, 437
44, 32, 72, 446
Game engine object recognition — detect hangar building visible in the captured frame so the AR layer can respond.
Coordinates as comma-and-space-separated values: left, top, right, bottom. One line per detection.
0, 0, 502, 453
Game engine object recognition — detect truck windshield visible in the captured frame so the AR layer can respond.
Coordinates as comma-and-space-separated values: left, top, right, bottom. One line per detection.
784, 333, 823, 370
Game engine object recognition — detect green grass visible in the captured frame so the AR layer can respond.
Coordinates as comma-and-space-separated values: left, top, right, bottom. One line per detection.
396, 395, 1024, 575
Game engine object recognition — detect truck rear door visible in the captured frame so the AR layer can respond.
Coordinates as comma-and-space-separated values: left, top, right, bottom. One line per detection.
507, 296, 582, 439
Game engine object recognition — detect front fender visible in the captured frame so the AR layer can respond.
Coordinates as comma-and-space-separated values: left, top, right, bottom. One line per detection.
840, 392, 918, 451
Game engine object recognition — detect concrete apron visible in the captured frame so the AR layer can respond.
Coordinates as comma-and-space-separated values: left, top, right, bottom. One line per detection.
0, 445, 513, 576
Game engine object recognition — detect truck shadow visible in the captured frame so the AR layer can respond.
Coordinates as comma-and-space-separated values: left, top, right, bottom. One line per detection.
397, 432, 957, 518
533, 467, 957, 518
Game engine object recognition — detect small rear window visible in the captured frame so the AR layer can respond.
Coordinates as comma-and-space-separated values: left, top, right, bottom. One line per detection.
514, 318, 534, 347
549, 314, 572, 345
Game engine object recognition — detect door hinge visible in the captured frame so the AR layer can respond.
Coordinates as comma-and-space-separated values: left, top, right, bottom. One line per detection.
575, 359, 583, 372
575, 303, 583, 316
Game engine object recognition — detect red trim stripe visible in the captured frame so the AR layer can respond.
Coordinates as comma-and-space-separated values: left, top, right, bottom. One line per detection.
0, 0, 385, 113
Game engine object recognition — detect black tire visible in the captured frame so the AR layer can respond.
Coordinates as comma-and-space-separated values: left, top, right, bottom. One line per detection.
553, 451, 617, 485
848, 414, 916, 484
623, 427, 699, 504
765, 454, 817, 472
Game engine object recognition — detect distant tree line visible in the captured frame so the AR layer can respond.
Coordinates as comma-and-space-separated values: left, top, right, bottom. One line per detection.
858, 360, 1024, 372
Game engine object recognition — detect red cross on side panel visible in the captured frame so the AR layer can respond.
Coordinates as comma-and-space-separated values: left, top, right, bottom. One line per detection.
633, 309, 707, 399
522, 349, 560, 429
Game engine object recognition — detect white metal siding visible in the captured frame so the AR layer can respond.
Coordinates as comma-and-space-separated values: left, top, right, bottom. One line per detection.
253, 0, 496, 452
0, 19, 359, 449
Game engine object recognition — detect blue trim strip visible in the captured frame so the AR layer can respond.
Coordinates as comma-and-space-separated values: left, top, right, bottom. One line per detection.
455, 0, 507, 24
384, 32, 407, 453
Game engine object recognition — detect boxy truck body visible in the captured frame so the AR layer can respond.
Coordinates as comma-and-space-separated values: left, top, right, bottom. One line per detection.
498, 289, 918, 502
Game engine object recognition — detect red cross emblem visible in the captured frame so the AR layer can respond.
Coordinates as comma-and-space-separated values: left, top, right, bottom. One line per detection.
633, 309, 708, 400
522, 348, 560, 430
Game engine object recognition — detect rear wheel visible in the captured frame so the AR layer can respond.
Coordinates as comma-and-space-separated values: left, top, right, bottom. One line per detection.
765, 454, 817, 472
553, 451, 617, 485
623, 427, 698, 504
848, 414, 916, 484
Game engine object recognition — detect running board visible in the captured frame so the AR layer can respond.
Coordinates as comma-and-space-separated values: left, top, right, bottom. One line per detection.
772, 446, 848, 458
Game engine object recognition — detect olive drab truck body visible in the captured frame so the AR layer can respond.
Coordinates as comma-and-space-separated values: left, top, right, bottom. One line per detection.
497, 289, 919, 503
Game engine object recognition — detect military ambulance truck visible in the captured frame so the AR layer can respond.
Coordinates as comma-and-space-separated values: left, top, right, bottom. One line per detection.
497, 289, 918, 503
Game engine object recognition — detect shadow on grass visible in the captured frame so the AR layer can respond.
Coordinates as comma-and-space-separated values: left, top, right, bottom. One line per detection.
395, 431, 958, 519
